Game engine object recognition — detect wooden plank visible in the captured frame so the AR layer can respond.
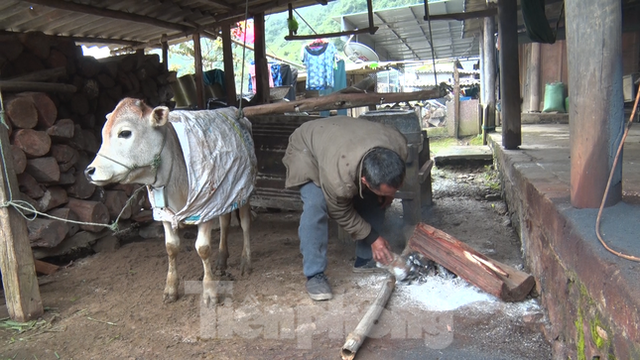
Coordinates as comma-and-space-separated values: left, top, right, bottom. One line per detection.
0, 107, 43, 321
253, 13, 270, 105
221, 24, 237, 107
408, 222, 535, 302
192, 33, 205, 109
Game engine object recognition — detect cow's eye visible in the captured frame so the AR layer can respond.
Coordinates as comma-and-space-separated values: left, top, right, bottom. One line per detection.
118, 130, 132, 139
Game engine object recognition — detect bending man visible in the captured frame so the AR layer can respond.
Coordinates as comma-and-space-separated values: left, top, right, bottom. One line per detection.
283, 116, 407, 301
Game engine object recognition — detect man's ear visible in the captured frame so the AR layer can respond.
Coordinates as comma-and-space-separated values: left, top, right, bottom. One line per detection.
150, 106, 170, 127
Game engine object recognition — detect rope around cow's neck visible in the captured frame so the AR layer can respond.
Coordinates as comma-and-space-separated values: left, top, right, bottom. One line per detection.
96, 125, 169, 188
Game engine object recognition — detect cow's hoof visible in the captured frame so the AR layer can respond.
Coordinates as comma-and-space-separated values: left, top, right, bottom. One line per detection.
240, 257, 252, 276
202, 281, 219, 307
216, 255, 228, 276
163, 292, 178, 303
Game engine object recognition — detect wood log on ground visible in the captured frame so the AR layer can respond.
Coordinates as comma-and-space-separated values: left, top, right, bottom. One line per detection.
5, 96, 38, 129
341, 275, 395, 360
17, 172, 45, 199
66, 198, 110, 232
0, 81, 77, 93
17, 31, 54, 60
10, 145, 27, 175
27, 217, 68, 248
44, 51, 67, 73
32, 230, 110, 260
12, 129, 51, 157
65, 171, 96, 199
50, 144, 79, 171
46, 118, 75, 140
242, 87, 447, 117
17, 92, 57, 128
26, 157, 60, 183
0, 34, 24, 61
37, 186, 68, 212
9, 67, 66, 83
48, 207, 80, 237
56, 170, 76, 185
103, 189, 132, 220
407, 222, 535, 302
34, 259, 59, 275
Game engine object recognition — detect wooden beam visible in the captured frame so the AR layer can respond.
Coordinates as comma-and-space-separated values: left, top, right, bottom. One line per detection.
285, 27, 379, 41
192, 32, 205, 109
498, 0, 521, 149
453, 63, 460, 139
201, 0, 233, 10
0, 102, 44, 321
9, 67, 66, 82
221, 24, 237, 107
0, 81, 76, 93
242, 88, 446, 116
24, 0, 193, 32
253, 13, 270, 105
161, 34, 169, 73
424, 7, 498, 22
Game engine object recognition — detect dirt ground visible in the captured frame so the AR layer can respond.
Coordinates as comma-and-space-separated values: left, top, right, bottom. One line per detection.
0, 161, 552, 360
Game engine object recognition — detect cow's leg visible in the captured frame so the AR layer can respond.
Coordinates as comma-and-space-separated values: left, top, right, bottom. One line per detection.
216, 213, 231, 275
163, 221, 180, 303
239, 203, 252, 275
195, 220, 217, 306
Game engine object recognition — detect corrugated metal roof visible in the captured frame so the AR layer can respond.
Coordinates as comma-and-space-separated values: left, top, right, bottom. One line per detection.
0, 0, 321, 50
337, 0, 480, 62
462, 0, 565, 40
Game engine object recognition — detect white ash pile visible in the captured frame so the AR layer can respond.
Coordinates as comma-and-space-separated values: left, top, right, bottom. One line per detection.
396, 252, 457, 284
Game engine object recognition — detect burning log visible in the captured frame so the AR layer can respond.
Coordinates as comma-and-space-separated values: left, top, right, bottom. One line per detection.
408, 222, 535, 302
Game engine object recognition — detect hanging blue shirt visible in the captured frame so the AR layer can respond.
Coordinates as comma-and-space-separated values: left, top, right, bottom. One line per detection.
303, 43, 337, 91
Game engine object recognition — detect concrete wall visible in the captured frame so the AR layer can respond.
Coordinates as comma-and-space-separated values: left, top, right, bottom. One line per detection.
489, 135, 640, 360
446, 99, 480, 137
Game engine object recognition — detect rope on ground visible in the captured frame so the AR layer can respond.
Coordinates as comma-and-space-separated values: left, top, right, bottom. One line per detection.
595, 84, 640, 262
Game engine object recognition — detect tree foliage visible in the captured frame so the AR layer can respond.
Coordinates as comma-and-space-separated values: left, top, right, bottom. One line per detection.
168, 0, 424, 89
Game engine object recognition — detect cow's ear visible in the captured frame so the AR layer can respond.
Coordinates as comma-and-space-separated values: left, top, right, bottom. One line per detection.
106, 112, 112, 121
151, 106, 170, 127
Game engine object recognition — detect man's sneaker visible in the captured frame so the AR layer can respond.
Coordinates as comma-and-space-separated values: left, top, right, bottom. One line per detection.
352, 258, 385, 273
305, 273, 332, 301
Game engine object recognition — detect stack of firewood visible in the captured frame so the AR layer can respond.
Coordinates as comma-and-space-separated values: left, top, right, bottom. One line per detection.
0, 31, 173, 257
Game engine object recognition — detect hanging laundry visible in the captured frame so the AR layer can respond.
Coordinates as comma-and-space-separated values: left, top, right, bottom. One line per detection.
248, 62, 274, 94
303, 39, 337, 91
281, 64, 299, 101
320, 59, 347, 117
271, 63, 283, 87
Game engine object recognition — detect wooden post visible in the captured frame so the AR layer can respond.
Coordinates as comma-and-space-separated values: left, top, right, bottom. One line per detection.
529, 42, 541, 112
498, 0, 521, 149
483, 15, 496, 131
221, 24, 238, 107
0, 114, 43, 321
161, 34, 169, 73
253, 13, 270, 105
453, 63, 460, 139
567, 0, 623, 208
193, 32, 205, 109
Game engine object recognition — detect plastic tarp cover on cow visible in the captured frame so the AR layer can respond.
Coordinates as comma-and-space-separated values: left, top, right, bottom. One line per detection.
148, 107, 257, 228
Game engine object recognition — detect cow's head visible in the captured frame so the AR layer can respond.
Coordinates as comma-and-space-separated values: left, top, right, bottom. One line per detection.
85, 98, 170, 186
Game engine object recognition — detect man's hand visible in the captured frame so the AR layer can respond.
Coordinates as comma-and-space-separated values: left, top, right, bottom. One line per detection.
371, 236, 393, 265
378, 195, 394, 209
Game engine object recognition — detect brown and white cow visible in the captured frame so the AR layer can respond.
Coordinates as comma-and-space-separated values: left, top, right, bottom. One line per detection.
85, 98, 256, 305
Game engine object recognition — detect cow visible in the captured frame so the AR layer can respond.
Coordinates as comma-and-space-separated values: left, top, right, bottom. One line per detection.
85, 98, 257, 305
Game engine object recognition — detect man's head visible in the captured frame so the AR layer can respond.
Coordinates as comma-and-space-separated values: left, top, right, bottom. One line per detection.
361, 147, 406, 196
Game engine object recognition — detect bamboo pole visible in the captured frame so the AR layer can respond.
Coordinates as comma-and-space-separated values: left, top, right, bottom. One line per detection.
242, 87, 446, 117
340, 275, 395, 360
